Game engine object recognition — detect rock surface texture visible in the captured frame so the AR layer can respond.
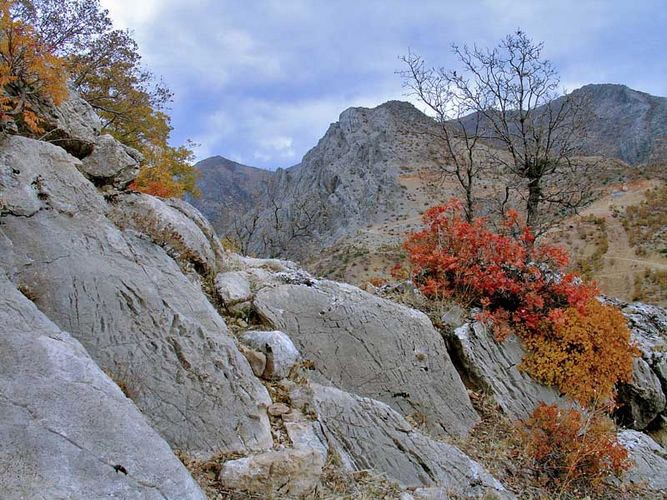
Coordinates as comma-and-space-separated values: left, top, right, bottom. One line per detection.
452, 322, 565, 420
0, 272, 205, 499
255, 279, 479, 437
295, 383, 512, 498
618, 430, 667, 492
0, 134, 272, 456
615, 301, 667, 435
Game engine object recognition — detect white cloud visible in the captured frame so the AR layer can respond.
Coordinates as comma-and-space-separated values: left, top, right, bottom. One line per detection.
99, 0, 667, 167
100, 0, 164, 29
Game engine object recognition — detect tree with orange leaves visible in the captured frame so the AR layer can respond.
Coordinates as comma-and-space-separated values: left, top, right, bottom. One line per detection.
0, 0, 67, 133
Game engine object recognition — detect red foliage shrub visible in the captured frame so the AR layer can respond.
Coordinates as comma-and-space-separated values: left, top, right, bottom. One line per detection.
403, 199, 596, 337
401, 199, 638, 405
518, 403, 631, 491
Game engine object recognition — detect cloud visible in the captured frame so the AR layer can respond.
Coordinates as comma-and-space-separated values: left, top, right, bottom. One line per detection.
100, 0, 667, 169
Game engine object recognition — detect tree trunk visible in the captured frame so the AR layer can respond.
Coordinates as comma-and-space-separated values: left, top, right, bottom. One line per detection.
464, 185, 475, 222
526, 177, 541, 228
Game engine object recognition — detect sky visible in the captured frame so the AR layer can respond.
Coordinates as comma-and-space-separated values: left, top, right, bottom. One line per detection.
100, 0, 667, 169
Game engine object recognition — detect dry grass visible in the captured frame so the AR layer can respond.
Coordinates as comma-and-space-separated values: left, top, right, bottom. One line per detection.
177, 449, 404, 500
621, 184, 667, 257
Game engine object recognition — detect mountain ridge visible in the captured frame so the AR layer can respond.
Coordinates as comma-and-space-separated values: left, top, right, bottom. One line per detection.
192, 83, 667, 263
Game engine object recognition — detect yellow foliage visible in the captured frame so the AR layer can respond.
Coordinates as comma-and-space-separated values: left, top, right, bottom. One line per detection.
521, 300, 639, 406
0, 0, 67, 133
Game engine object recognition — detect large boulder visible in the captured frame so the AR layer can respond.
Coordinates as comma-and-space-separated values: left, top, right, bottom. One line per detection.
255, 279, 479, 438
293, 383, 511, 498
0, 136, 272, 456
109, 192, 222, 276
451, 322, 565, 420
618, 430, 667, 492
0, 272, 204, 499
79, 134, 141, 189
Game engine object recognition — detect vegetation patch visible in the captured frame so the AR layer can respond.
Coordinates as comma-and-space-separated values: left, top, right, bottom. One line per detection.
621, 184, 667, 256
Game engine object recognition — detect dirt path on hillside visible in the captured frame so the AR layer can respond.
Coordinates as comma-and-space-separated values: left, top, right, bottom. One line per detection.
579, 180, 667, 300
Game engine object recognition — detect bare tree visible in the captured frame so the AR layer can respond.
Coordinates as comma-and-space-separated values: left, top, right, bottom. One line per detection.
231, 176, 324, 258
399, 51, 486, 221
402, 30, 593, 229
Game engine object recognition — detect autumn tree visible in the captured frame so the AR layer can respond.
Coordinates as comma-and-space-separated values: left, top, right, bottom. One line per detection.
0, 0, 67, 133
403, 31, 593, 230
399, 51, 487, 221
15, 0, 198, 198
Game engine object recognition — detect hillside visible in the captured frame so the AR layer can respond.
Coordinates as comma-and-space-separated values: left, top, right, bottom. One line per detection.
2, 91, 666, 498
195, 84, 666, 293
563, 84, 667, 165
189, 156, 273, 233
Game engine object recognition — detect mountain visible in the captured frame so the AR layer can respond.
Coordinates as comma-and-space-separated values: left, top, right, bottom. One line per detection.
189, 155, 273, 234
242, 100, 448, 260
198, 84, 666, 279
566, 84, 667, 165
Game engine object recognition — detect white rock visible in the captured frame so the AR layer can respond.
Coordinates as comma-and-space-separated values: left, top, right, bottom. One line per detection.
241, 330, 301, 380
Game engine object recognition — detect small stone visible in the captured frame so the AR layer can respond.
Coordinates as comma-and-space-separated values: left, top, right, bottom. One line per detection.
241, 331, 301, 380
236, 318, 248, 328
219, 448, 325, 497
268, 402, 290, 416
215, 271, 252, 305
239, 346, 266, 378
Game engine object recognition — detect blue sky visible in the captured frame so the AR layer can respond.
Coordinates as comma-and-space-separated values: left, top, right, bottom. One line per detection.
101, 0, 667, 169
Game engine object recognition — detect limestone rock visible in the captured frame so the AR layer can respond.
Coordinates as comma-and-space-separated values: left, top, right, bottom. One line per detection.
241, 330, 301, 380
0, 136, 272, 455
109, 192, 221, 276
282, 411, 329, 461
303, 383, 511, 497
219, 448, 325, 497
79, 134, 140, 189
617, 357, 666, 430
164, 197, 226, 265
36, 89, 102, 158
239, 345, 267, 378
613, 301, 667, 430
215, 271, 252, 305
618, 430, 667, 492
451, 322, 565, 420
0, 272, 205, 499
255, 280, 478, 437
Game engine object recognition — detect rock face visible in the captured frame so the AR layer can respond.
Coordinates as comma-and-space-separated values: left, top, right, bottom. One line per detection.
618, 430, 667, 492
615, 301, 667, 433
450, 322, 566, 420
296, 383, 511, 498
0, 135, 272, 456
0, 272, 205, 499
255, 279, 479, 437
